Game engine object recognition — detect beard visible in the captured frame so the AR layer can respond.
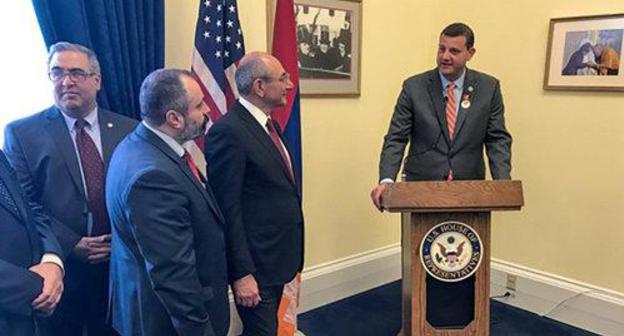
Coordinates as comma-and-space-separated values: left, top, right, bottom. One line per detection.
178, 114, 209, 143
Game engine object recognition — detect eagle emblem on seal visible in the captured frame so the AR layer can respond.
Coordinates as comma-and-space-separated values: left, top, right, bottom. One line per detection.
420, 221, 483, 282
436, 240, 466, 268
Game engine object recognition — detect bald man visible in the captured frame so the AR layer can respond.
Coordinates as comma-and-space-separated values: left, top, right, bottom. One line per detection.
205, 52, 304, 336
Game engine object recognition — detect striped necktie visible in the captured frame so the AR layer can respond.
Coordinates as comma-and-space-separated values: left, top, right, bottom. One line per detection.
445, 82, 457, 140
445, 83, 457, 181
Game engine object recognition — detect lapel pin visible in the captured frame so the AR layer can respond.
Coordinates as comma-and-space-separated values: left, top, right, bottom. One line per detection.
107, 122, 114, 128
461, 99, 471, 109
467, 85, 474, 92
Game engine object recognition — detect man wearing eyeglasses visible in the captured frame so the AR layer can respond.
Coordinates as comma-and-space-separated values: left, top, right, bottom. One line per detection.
205, 52, 304, 336
4, 42, 137, 336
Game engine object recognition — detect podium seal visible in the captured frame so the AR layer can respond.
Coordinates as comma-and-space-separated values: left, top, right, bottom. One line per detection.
420, 221, 483, 282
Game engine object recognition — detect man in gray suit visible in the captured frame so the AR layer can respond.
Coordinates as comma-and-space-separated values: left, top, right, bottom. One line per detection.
371, 22, 512, 207
370, 23, 512, 328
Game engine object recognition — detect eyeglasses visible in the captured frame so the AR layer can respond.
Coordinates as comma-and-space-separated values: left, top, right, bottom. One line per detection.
48, 68, 97, 83
261, 72, 291, 84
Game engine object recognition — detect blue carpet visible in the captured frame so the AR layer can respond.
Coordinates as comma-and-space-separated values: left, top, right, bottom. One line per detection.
298, 281, 599, 336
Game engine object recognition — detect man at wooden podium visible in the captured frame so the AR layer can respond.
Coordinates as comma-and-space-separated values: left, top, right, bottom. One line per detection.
371, 22, 512, 329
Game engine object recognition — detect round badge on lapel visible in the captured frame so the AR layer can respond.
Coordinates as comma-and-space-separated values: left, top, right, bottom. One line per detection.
461, 99, 471, 109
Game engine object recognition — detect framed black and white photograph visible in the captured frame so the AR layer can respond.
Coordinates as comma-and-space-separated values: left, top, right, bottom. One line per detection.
268, 0, 362, 96
544, 14, 624, 91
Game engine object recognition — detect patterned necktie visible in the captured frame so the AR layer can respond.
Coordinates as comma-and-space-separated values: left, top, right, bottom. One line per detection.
445, 82, 457, 140
266, 119, 295, 182
182, 150, 202, 182
445, 83, 457, 181
0, 177, 19, 215
75, 118, 109, 236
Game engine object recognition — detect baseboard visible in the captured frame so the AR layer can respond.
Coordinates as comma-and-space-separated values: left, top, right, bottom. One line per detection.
491, 259, 624, 336
229, 245, 624, 336
298, 243, 402, 313
227, 243, 402, 335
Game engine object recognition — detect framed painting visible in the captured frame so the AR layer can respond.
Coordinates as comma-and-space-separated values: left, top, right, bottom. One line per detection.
267, 0, 362, 96
544, 14, 624, 91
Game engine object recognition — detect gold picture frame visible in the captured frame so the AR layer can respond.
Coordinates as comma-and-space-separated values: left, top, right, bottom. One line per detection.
267, 0, 362, 96
544, 14, 624, 91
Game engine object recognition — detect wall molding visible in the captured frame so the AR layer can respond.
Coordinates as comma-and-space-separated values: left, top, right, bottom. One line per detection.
491, 258, 624, 336
271, 244, 624, 336
227, 243, 402, 335
299, 243, 402, 313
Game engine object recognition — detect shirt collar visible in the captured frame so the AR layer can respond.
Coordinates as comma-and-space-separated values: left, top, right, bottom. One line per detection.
439, 69, 466, 92
61, 106, 99, 131
239, 97, 270, 129
141, 120, 186, 158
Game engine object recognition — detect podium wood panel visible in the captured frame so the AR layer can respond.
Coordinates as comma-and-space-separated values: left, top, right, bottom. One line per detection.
402, 212, 490, 336
383, 180, 523, 213
384, 181, 523, 336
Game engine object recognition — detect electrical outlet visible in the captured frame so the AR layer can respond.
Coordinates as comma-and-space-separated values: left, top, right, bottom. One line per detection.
506, 274, 517, 292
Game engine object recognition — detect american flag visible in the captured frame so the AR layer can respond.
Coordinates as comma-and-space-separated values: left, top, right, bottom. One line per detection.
186, 0, 246, 171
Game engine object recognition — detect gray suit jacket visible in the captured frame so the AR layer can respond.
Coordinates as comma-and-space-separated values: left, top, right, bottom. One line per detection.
379, 68, 512, 181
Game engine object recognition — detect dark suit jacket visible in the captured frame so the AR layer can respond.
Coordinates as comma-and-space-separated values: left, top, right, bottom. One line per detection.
205, 101, 304, 287
3, 106, 137, 256
0, 150, 63, 335
106, 124, 229, 336
379, 68, 512, 181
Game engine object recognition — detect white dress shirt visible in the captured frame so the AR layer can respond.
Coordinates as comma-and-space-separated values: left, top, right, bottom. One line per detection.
239, 97, 293, 170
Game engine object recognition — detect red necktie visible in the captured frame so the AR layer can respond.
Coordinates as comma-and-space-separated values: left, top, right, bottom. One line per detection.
182, 150, 202, 182
75, 118, 109, 236
445, 82, 457, 140
445, 83, 457, 181
266, 119, 295, 182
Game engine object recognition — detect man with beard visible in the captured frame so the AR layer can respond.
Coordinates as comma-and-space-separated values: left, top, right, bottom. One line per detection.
4, 42, 137, 335
106, 69, 229, 336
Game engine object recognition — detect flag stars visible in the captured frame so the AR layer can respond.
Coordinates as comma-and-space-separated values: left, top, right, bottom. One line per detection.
215, 51, 222, 58
216, 36, 222, 43
225, 51, 230, 58
236, 41, 242, 49
204, 0, 211, 7
216, 20, 222, 27
217, 4, 222, 11
225, 36, 231, 43
203, 16, 211, 24
237, 28, 242, 35
226, 20, 234, 28
229, 5, 236, 13
203, 31, 210, 39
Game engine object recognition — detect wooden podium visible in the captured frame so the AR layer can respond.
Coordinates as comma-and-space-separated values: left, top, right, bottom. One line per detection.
381, 180, 523, 336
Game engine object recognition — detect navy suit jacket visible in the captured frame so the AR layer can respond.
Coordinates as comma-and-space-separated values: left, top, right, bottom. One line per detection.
379, 68, 512, 181
205, 101, 304, 287
0, 150, 62, 335
106, 124, 229, 336
3, 106, 137, 257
